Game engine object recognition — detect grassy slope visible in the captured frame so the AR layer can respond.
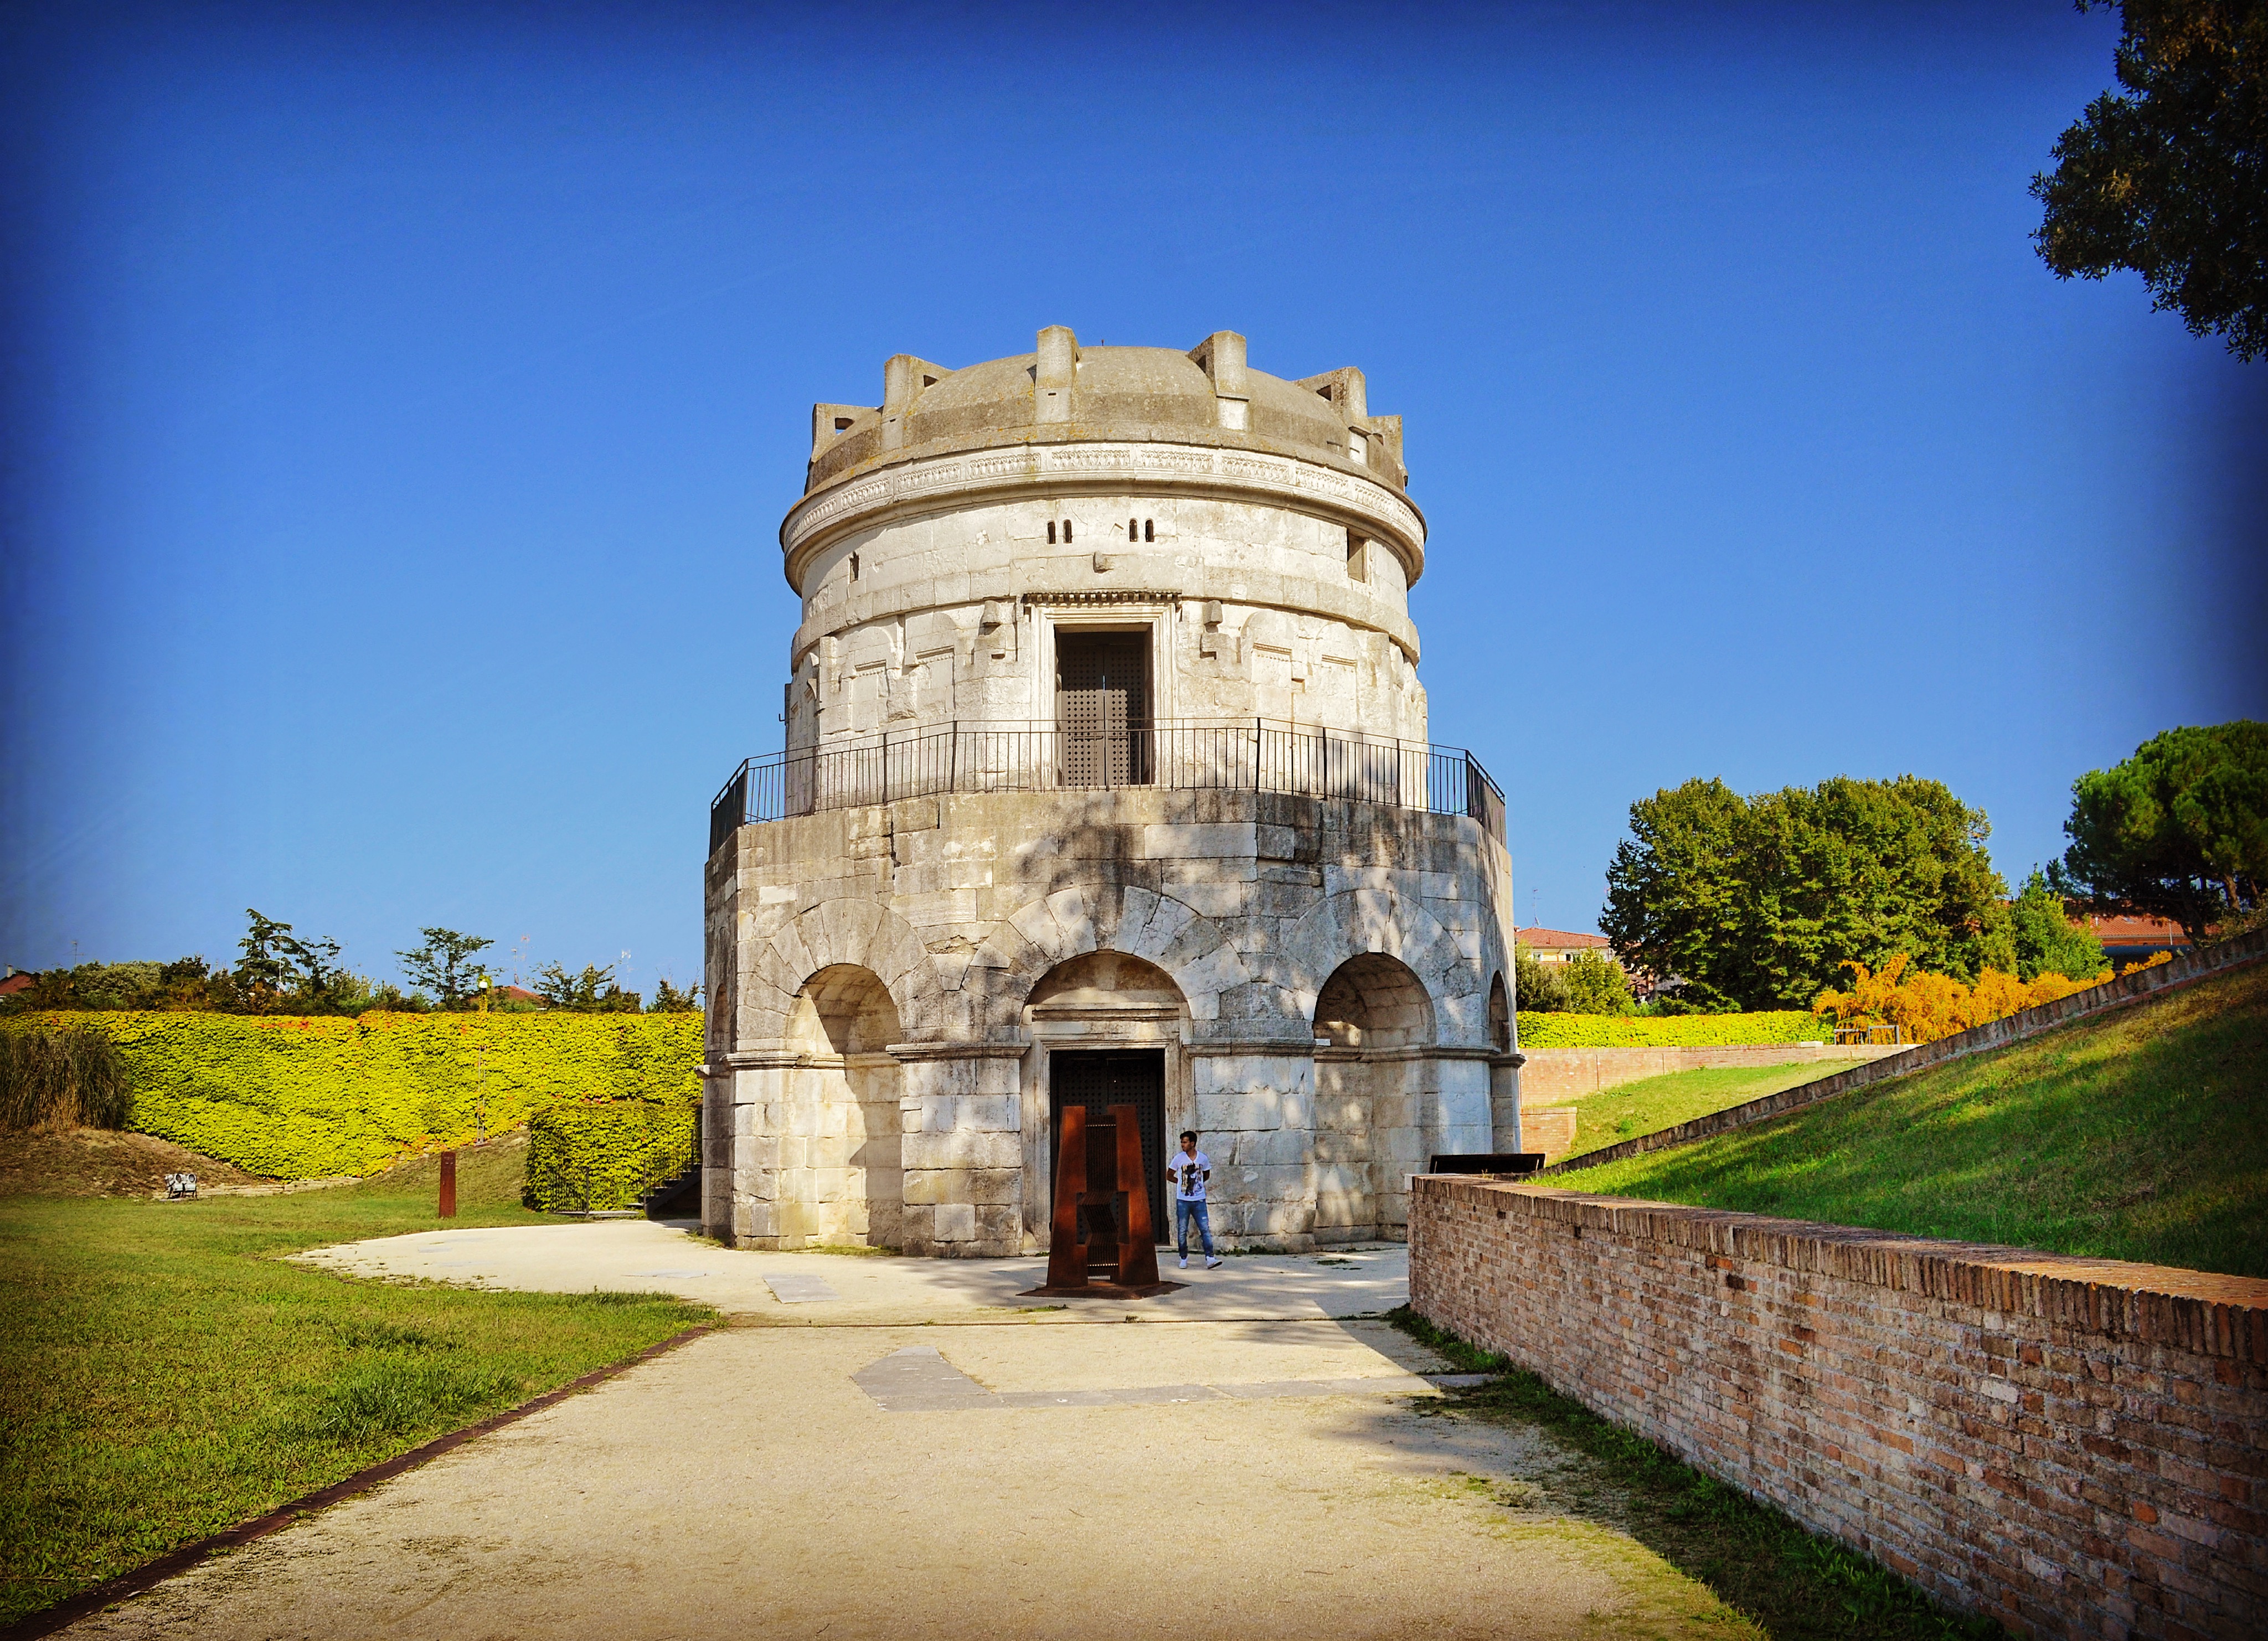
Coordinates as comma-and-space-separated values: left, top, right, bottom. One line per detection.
1554, 961, 2268, 1278
1561, 1059, 1874, 1162
0, 1137, 711, 1624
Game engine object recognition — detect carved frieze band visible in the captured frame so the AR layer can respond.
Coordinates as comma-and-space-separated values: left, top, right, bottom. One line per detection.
784, 443, 1427, 581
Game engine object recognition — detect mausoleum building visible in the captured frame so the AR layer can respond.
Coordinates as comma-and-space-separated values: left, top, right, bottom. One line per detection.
702, 327, 1522, 1255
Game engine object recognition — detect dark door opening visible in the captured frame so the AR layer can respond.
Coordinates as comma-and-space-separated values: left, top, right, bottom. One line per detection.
1054, 630, 1151, 787
1049, 1049, 1167, 1243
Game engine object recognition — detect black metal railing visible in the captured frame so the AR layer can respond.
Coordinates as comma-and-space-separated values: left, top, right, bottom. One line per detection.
709, 720, 1506, 854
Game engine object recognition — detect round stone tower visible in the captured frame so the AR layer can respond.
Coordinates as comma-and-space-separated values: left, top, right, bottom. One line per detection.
704, 327, 1520, 1256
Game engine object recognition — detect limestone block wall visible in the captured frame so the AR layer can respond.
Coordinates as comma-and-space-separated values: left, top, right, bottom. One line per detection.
781, 458, 1432, 750
703, 787, 1516, 1255
1410, 1180, 2268, 1639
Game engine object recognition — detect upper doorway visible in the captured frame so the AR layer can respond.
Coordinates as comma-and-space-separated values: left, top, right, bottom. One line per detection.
1054, 629, 1151, 787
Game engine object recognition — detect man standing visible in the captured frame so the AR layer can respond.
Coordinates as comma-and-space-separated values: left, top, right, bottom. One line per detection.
1169, 1130, 1223, 1271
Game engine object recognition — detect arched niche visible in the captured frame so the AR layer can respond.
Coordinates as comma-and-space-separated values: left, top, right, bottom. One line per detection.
780, 964, 904, 1249
1312, 951, 1437, 1242
1020, 950, 1190, 1250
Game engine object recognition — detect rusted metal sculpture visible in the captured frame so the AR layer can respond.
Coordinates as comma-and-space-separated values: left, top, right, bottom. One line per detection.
439, 1149, 457, 1219
1038, 1102, 1168, 1297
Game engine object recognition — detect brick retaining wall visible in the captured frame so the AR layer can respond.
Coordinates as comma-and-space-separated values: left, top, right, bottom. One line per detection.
1409, 1180, 2268, 1637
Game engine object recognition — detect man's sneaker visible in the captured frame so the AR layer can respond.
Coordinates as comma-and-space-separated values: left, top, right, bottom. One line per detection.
1206, 1256, 1224, 1269
1178, 1256, 1188, 1268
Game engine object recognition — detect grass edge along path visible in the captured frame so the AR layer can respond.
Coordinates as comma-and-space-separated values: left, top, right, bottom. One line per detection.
0, 1141, 715, 1627
1385, 1307, 2004, 1640
1550, 961, 2268, 1277
0, 1323, 713, 1641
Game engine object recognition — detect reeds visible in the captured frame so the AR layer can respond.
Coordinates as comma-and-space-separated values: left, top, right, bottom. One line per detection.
0, 1026, 132, 1131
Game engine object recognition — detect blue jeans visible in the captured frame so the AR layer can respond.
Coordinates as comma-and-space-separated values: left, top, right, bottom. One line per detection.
1174, 1198, 1214, 1257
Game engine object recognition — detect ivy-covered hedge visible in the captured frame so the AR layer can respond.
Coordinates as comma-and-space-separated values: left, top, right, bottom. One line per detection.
0, 1010, 702, 1179
1516, 1010, 1832, 1048
524, 1100, 697, 1213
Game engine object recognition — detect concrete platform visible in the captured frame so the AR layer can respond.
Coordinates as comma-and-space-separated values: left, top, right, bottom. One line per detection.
290, 1219, 1415, 1324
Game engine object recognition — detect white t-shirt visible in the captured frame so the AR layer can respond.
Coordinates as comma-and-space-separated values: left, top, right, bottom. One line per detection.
1169, 1150, 1211, 1202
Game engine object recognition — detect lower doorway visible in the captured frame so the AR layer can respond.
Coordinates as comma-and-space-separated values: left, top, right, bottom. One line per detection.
1048, 1049, 1168, 1243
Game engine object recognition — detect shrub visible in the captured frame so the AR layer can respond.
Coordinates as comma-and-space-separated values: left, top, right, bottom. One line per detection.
0, 1026, 132, 1131
0, 1010, 700, 1178
524, 1099, 697, 1212
1515, 1011, 1831, 1048
1812, 952, 2115, 1044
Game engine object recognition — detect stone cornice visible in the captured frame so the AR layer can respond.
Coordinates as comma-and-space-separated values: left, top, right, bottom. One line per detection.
780, 440, 1427, 595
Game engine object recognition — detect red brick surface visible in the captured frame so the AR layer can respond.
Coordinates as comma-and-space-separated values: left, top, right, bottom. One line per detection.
1409, 1180, 2268, 1639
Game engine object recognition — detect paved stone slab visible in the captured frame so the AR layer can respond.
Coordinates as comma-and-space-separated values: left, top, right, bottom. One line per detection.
291, 1221, 1415, 1322
762, 1272, 842, 1303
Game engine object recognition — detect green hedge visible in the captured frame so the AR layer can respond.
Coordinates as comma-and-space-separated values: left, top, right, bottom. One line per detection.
1516, 1010, 1832, 1048
524, 1100, 698, 1213
0, 1011, 702, 1179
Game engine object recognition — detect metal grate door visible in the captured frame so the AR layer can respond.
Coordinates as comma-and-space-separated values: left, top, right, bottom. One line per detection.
1054, 632, 1150, 787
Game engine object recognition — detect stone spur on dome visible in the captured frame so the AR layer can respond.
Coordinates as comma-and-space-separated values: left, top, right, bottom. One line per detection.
703, 326, 1519, 1260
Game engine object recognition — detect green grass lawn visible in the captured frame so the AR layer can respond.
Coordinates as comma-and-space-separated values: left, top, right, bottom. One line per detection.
0, 1137, 712, 1625
1554, 961, 2268, 1278
1561, 1057, 1874, 1161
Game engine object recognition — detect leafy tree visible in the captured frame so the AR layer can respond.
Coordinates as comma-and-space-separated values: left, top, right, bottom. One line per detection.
533, 962, 641, 1013
2009, 872, 2111, 982
648, 977, 703, 1013
2049, 721, 2267, 942
1602, 776, 2013, 1012
2031, 0, 2268, 360
396, 928, 494, 1009
1559, 949, 1635, 1015
1512, 943, 1569, 1013
235, 910, 302, 1009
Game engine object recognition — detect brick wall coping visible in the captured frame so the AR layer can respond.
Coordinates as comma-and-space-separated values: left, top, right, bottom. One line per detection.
1416, 1178, 2268, 1364
1540, 925, 2267, 1176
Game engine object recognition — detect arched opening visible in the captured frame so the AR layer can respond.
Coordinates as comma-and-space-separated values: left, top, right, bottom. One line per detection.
1024, 951, 1187, 1252
1312, 952, 1436, 1242
1487, 968, 1521, 1155
782, 964, 904, 1249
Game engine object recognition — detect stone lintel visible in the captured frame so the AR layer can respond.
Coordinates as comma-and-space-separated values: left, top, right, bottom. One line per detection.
885, 1040, 1030, 1062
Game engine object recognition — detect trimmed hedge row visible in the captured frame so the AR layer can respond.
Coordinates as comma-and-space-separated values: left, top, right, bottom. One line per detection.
0, 1010, 702, 1179
1516, 1010, 1832, 1048
525, 1100, 698, 1213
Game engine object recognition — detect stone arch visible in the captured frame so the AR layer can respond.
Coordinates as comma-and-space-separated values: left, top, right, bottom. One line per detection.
1283, 889, 1466, 1039
1315, 952, 1436, 1050
1487, 970, 1512, 1052
754, 897, 947, 1044
777, 963, 904, 1250
787, 963, 904, 1054
976, 883, 1248, 1028
1310, 949, 1434, 1243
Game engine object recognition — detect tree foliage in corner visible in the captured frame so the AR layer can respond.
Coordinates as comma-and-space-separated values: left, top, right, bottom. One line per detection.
1601, 776, 2013, 1012
396, 927, 493, 1009
2032, 0, 2268, 359
2049, 721, 2267, 942
2009, 871, 2111, 982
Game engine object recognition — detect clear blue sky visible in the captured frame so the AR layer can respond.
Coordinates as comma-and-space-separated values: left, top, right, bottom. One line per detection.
3, 1, 2261, 994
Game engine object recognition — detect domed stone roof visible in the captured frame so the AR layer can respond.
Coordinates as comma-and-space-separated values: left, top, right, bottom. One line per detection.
802, 328, 1409, 499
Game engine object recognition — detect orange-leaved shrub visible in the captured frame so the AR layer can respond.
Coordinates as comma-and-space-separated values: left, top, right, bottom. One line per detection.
1809, 951, 2166, 1045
